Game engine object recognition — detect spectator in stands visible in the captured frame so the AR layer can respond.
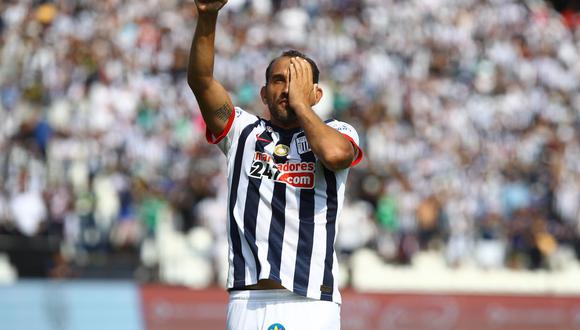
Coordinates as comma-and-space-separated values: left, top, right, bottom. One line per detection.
0, 0, 578, 281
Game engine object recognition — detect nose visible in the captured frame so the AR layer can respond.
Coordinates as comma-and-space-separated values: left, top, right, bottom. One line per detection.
280, 84, 289, 100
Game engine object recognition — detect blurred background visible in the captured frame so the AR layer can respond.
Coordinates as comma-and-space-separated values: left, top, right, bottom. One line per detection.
1, 0, 580, 329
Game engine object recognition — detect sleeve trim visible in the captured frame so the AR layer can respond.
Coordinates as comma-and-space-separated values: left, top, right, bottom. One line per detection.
205, 107, 236, 144
342, 133, 364, 167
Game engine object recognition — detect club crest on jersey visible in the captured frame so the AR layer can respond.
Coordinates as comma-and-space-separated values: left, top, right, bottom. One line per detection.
296, 136, 311, 154
267, 324, 285, 330
274, 144, 290, 157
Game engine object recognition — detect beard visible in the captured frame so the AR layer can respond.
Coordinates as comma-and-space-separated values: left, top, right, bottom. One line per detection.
268, 101, 298, 127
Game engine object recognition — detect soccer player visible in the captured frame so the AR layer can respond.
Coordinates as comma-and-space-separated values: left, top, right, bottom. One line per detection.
187, 1, 363, 329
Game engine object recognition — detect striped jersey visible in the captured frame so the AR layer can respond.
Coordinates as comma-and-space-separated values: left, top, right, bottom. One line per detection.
206, 107, 363, 304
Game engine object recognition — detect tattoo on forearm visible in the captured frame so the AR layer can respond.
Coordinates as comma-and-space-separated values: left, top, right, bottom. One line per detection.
215, 102, 232, 122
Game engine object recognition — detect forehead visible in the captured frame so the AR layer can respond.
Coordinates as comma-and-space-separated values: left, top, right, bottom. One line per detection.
269, 56, 292, 76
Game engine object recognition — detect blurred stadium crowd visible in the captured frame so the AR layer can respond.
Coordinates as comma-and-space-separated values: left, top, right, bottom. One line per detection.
0, 0, 579, 284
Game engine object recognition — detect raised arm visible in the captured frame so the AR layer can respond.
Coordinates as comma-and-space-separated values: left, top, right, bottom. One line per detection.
288, 57, 356, 171
187, 0, 233, 137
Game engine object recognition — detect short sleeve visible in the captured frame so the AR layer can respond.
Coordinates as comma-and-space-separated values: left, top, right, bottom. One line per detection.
326, 120, 364, 167
206, 107, 259, 155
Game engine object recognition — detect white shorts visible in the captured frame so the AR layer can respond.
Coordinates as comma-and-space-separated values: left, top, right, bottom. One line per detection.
226, 289, 340, 330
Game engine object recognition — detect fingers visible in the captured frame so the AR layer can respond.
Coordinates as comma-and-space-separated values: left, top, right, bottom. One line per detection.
288, 58, 302, 97
290, 57, 313, 85
301, 58, 313, 84
288, 57, 316, 105
288, 61, 295, 89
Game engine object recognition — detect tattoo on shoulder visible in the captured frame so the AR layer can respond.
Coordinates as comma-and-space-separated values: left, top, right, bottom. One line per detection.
215, 103, 232, 122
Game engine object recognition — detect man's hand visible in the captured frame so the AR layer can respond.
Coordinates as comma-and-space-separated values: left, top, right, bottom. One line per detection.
194, 0, 228, 14
288, 57, 317, 111
285, 56, 354, 171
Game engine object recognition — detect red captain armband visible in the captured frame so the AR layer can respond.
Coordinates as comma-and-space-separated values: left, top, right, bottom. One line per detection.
341, 133, 364, 167
205, 106, 236, 144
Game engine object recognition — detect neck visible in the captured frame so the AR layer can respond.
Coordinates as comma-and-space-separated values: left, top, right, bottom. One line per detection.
264, 111, 300, 130
271, 119, 300, 130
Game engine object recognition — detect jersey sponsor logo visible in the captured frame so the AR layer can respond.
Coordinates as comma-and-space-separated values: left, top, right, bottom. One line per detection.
268, 324, 285, 330
296, 136, 310, 154
254, 152, 272, 162
251, 152, 315, 188
278, 171, 314, 188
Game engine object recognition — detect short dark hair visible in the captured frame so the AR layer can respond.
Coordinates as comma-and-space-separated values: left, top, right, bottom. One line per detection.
265, 49, 320, 84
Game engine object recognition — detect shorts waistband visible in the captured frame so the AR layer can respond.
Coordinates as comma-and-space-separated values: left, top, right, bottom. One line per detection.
229, 289, 310, 302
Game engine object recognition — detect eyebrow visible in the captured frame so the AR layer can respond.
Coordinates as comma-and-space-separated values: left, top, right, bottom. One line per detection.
271, 73, 286, 80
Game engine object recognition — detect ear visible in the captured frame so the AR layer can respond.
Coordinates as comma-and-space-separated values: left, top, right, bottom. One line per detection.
312, 84, 323, 105
260, 86, 267, 104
